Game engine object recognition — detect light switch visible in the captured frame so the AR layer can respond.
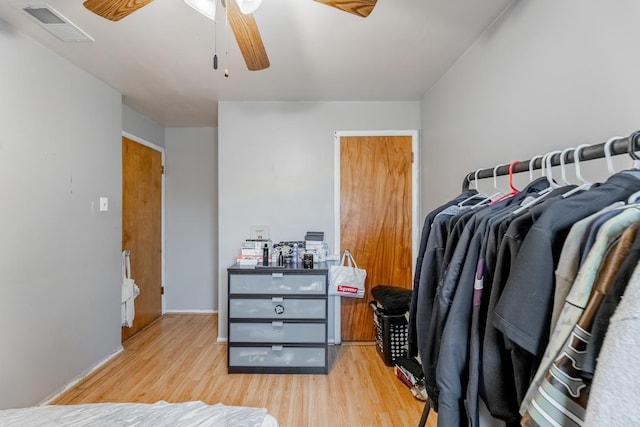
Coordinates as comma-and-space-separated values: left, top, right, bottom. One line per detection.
99, 197, 109, 212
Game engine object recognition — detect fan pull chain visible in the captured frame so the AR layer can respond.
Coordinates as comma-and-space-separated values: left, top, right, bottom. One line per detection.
224, 0, 229, 77
213, 13, 218, 70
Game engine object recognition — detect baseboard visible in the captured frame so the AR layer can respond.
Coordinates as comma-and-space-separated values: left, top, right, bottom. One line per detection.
39, 346, 124, 406
216, 337, 228, 343
165, 309, 217, 314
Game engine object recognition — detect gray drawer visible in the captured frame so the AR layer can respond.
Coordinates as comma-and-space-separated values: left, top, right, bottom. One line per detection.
230, 298, 326, 319
229, 273, 326, 295
229, 346, 326, 368
229, 322, 326, 343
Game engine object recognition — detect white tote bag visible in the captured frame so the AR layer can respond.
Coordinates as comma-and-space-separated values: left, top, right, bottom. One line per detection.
121, 250, 140, 327
329, 249, 367, 298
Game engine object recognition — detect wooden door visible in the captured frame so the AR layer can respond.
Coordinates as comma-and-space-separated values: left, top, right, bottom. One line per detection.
122, 136, 163, 341
339, 135, 413, 341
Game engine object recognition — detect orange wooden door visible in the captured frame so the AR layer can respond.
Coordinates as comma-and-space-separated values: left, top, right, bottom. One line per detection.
339, 135, 413, 341
122, 136, 163, 341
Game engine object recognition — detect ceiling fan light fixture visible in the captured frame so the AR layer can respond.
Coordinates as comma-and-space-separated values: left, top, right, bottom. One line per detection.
185, 0, 216, 20
235, 0, 262, 14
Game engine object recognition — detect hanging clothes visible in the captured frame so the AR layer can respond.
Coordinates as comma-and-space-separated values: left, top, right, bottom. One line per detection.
488, 171, 640, 421
472, 185, 579, 425
413, 140, 640, 427
523, 222, 639, 426
408, 189, 480, 357
520, 208, 640, 416
583, 259, 640, 426
419, 178, 550, 421
548, 202, 625, 332
582, 229, 640, 378
436, 182, 550, 427
494, 172, 640, 355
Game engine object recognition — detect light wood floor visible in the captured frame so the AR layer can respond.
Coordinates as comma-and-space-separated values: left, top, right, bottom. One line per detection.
53, 314, 437, 427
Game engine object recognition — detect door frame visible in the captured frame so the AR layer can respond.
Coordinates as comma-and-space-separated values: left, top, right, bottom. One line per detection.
122, 131, 167, 314
333, 130, 420, 342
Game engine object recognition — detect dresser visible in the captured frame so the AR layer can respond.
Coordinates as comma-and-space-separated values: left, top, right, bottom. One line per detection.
227, 262, 331, 374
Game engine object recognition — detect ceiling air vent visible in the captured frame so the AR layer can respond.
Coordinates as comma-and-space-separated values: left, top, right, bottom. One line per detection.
20, 4, 94, 42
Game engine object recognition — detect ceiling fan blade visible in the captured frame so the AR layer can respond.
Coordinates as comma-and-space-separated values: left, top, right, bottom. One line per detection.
83, 0, 154, 21
227, 0, 270, 71
313, 0, 377, 18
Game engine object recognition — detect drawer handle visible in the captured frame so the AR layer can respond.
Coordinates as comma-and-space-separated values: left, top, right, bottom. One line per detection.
271, 321, 284, 327
272, 273, 284, 278
274, 304, 285, 315
271, 297, 284, 302
271, 345, 283, 351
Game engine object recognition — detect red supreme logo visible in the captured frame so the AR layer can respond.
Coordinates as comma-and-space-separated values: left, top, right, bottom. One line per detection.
337, 285, 358, 294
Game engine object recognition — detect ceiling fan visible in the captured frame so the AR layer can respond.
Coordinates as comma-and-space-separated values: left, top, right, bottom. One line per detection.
82, 0, 378, 71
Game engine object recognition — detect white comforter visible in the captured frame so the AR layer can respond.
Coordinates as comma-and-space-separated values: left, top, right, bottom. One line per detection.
0, 401, 269, 427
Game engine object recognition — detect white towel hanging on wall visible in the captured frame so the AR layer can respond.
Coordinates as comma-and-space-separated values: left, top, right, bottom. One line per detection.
121, 250, 140, 327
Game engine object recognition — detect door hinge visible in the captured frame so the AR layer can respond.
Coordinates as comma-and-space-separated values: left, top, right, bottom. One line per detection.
161, 286, 164, 295
411, 152, 414, 163
161, 165, 165, 174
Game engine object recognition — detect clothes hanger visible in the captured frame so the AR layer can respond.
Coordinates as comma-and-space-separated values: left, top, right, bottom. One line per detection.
537, 151, 556, 196
532, 151, 556, 197
507, 160, 520, 194
629, 130, 640, 169
559, 147, 575, 185
545, 150, 562, 189
528, 155, 543, 183
470, 163, 506, 209
458, 169, 487, 207
625, 131, 640, 202
600, 133, 640, 206
490, 160, 520, 204
513, 151, 562, 215
474, 169, 483, 192
561, 144, 592, 199
489, 163, 508, 199
604, 136, 624, 175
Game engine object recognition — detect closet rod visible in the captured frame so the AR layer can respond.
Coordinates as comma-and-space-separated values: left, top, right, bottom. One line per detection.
462, 133, 639, 191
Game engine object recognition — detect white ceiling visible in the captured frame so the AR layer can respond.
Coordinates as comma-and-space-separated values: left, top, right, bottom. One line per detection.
0, 0, 512, 127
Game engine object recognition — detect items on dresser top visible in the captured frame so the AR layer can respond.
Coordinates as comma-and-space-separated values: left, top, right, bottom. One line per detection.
238, 229, 329, 267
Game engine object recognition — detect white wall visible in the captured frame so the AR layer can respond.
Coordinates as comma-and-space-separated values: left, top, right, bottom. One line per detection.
217, 101, 421, 339
0, 21, 122, 408
421, 0, 640, 213
165, 127, 218, 311
123, 104, 166, 148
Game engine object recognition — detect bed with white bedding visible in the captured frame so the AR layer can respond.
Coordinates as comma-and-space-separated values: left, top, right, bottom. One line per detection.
0, 401, 279, 426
